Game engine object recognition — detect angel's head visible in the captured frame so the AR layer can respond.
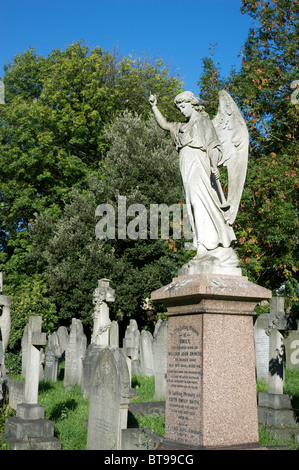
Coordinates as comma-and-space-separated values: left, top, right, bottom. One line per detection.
174, 91, 207, 118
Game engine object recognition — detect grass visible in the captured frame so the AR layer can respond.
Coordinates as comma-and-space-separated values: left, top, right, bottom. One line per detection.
38, 380, 89, 450
131, 374, 163, 402
257, 368, 299, 449
1, 368, 298, 450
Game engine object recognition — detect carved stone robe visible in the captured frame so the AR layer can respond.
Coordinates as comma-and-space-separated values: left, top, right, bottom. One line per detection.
169, 114, 236, 250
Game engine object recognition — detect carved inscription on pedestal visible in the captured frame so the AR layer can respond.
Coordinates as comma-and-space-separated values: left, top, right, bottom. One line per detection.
165, 317, 203, 446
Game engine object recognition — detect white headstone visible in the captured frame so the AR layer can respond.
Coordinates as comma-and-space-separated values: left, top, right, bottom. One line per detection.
109, 320, 119, 347
139, 330, 154, 376
44, 332, 62, 382
64, 318, 87, 389
57, 326, 69, 357
153, 321, 168, 398
254, 314, 270, 382
91, 279, 115, 347
123, 319, 140, 360
23, 316, 46, 404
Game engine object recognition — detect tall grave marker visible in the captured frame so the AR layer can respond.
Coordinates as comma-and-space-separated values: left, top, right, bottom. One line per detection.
5, 316, 61, 450
0, 272, 11, 404
152, 274, 272, 448
153, 320, 168, 399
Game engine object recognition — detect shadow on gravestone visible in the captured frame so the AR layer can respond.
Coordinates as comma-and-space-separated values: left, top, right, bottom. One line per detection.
258, 297, 299, 428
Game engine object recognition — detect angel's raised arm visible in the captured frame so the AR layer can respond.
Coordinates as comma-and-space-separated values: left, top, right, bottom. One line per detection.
149, 93, 171, 132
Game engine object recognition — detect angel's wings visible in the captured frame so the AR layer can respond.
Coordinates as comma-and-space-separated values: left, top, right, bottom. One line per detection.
212, 90, 249, 225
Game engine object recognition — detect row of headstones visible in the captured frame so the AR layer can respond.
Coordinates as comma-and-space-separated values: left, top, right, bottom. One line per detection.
8, 314, 167, 450
14, 316, 167, 399
19, 278, 168, 399
46, 317, 168, 399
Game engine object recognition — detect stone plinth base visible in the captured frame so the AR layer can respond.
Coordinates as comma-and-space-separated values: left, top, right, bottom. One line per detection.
155, 438, 269, 450
17, 402, 45, 419
258, 392, 299, 426
7, 436, 61, 451
151, 273, 272, 449
5, 403, 61, 450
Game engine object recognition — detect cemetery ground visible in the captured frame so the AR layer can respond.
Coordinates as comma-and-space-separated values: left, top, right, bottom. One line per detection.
0, 366, 298, 450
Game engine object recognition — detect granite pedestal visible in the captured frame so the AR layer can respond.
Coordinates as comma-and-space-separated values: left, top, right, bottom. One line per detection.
5, 403, 61, 450
151, 273, 272, 449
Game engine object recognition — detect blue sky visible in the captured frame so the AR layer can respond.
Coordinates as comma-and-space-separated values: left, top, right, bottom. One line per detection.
0, 0, 253, 94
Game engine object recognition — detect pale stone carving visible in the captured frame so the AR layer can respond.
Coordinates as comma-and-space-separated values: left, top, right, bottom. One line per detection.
91, 279, 115, 347
149, 90, 248, 275
0, 273, 12, 364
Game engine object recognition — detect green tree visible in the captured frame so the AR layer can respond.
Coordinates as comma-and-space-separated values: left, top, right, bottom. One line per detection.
197, 44, 228, 117
0, 41, 183, 292
30, 113, 188, 331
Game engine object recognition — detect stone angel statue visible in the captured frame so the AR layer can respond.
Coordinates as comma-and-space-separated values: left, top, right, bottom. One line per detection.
149, 90, 248, 275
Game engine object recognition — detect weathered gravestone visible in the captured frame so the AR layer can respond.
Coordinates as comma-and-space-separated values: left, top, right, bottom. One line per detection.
109, 320, 119, 347
21, 324, 29, 377
7, 379, 24, 410
64, 318, 87, 390
21, 324, 44, 380
0, 272, 11, 403
0, 272, 11, 368
5, 316, 61, 450
86, 346, 131, 450
254, 313, 270, 382
91, 278, 114, 347
139, 330, 155, 377
44, 332, 62, 382
23, 316, 46, 405
153, 320, 168, 399
123, 319, 140, 360
123, 319, 141, 376
258, 297, 299, 426
57, 326, 69, 359
82, 279, 115, 397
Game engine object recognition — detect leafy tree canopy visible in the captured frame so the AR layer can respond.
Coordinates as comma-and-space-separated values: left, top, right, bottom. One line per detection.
0, 41, 184, 292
